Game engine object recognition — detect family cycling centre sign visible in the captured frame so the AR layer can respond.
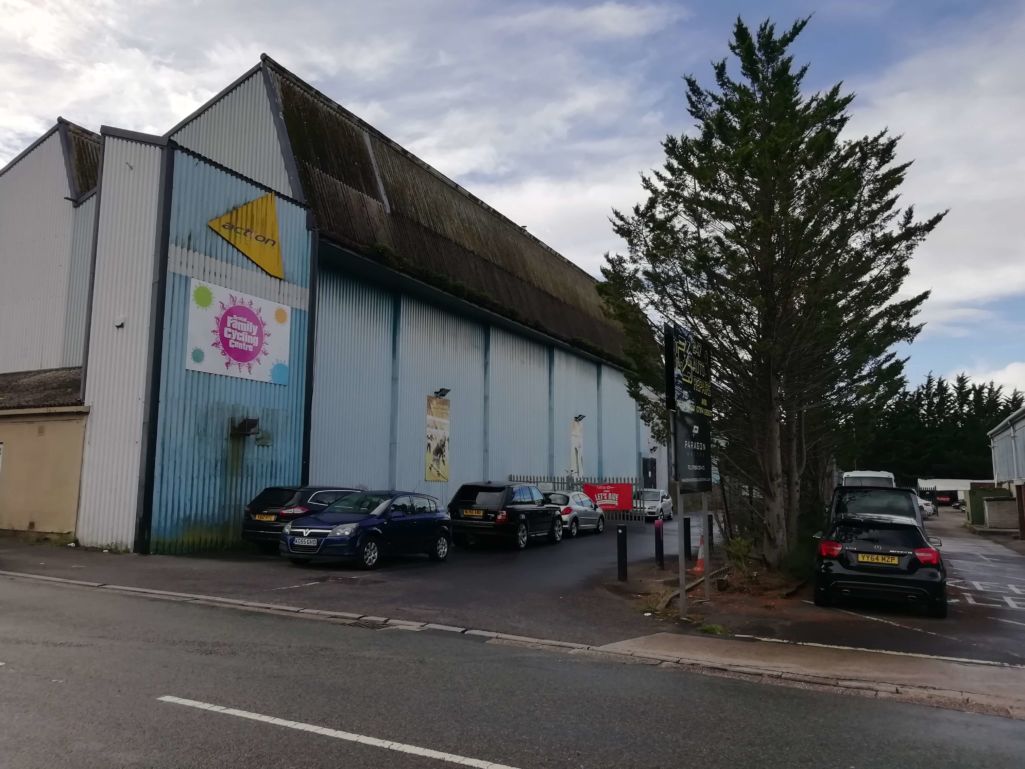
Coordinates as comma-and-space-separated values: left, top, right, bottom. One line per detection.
185, 280, 291, 385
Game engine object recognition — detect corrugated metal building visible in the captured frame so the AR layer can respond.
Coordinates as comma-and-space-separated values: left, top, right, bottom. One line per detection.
0, 55, 666, 552
989, 408, 1025, 487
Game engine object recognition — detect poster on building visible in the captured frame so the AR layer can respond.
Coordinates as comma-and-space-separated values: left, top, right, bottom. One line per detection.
570, 419, 584, 476
665, 324, 713, 492
185, 279, 291, 385
425, 396, 450, 482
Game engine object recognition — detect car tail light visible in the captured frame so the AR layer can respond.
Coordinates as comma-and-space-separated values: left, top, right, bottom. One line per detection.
279, 506, 309, 517
562, 506, 572, 515
914, 547, 941, 566
818, 540, 843, 558
495, 510, 508, 524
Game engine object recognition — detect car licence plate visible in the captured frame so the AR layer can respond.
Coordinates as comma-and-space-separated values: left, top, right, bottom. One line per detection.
292, 537, 319, 547
461, 509, 484, 518
254, 514, 276, 522
857, 553, 899, 565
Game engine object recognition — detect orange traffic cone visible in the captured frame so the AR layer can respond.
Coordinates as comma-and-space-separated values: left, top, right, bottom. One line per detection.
688, 535, 706, 576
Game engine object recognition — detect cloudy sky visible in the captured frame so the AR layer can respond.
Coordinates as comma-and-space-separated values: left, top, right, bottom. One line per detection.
2, 0, 1023, 392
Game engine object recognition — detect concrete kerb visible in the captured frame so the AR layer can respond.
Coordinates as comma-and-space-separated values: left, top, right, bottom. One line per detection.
1, 568, 1023, 721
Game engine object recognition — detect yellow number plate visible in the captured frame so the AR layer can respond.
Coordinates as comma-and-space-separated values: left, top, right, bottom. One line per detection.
254, 514, 276, 522
462, 509, 484, 518
857, 553, 899, 565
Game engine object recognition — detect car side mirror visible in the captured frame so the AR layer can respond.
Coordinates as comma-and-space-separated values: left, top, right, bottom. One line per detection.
928, 536, 943, 548
812, 531, 823, 540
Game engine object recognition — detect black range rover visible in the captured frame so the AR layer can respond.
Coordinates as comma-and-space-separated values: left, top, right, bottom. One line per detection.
449, 482, 563, 550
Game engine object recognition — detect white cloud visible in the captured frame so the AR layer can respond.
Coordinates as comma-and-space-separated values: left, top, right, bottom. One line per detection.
849, 4, 1025, 306
501, 2, 687, 40
960, 362, 1025, 394
916, 304, 996, 339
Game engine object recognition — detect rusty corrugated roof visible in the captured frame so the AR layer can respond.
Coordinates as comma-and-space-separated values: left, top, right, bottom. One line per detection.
263, 57, 626, 363
59, 119, 101, 199
0, 367, 83, 410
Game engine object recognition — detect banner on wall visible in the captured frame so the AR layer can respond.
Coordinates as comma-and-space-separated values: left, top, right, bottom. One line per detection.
425, 396, 450, 482
570, 419, 584, 476
186, 279, 291, 385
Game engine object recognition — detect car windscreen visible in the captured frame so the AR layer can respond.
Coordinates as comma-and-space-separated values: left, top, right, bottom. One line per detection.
830, 520, 926, 549
544, 493, 570, 505
325, 492, 391, 515
641, 490, 661, 501
249, 487, 301, 509
843, 477, 893, 487
834, 489, 918, 519
451, 485, 506, 509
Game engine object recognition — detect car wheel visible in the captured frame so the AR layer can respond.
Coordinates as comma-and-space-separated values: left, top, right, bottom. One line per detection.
595, 515, 605, 534
548, 517, 563, 544
514, 521, 529, 550
568, 518, 579, 538
358, 537, 381, 570
289, 558, 310, 566
429, 532, 450, 562
928, 591, 948, 619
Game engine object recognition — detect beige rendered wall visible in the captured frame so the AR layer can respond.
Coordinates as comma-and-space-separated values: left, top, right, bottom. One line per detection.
0, 410, 87, 534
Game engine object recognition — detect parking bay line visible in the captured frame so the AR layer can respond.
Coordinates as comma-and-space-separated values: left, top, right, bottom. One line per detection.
990, 616, 1025, 629
157, 696, 521, 769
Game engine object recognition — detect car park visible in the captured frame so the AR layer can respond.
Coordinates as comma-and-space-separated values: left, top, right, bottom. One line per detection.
543, 490, 605, 537
280, 491, 449, 569
242, 485, 359, 550
449, 482, 563, 549
828, 485, 926, 530
638, 488, 673, 520
813, 513, 947, 618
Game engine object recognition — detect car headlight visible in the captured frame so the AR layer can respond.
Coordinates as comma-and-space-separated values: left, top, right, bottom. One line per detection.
330, 523, 358, 537
282, 522, 292, 535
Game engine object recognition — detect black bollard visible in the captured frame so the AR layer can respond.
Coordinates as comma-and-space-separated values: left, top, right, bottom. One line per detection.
683, 517, 692, 562
707, 513, 714, 552
654, 517, 665, 570
617, 525, 628, 581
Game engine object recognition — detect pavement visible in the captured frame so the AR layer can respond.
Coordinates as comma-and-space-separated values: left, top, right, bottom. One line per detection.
4, 578, 1025, 769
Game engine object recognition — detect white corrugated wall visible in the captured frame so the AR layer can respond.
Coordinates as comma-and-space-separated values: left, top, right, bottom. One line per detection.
395, 297, 486, 506
487, 327, 550, 480
61, 195, 97, 366
77, 136, 164, 549
309, 271, 394, 488
171, 70, 294, 198
0, 131, 75, 373
553, 349, 599, 476
600, 365, 639, 476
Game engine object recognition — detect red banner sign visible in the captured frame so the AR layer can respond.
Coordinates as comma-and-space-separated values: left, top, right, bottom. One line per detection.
583, 483, 633, 511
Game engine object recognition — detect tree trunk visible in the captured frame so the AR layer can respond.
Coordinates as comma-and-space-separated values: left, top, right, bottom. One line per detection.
785, 412, 802, 551
762, 376, 788, 568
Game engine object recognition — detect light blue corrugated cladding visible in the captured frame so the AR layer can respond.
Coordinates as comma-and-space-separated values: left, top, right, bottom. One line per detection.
309, 271, 393, 488
600, 366, 638, 476
487, 327, 549, 480
553, 349, 599, 476
150, 151, 311, 553
395, 297, 486, 506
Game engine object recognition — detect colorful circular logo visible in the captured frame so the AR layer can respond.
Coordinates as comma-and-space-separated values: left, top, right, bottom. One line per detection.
217, 304, 266, 365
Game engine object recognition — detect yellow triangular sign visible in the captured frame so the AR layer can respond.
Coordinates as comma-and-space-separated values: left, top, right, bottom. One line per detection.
207, 193, 284, 279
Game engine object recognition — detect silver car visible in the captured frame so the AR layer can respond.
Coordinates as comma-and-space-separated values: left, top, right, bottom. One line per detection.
639, 488, 673, 520
543, 491, 605, 537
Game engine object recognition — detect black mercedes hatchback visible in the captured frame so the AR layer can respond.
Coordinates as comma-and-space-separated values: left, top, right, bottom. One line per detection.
813, 513, 947, 618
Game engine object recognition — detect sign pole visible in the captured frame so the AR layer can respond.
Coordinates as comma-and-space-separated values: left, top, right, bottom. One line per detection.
702, 492, 712, 601
677, 486, 688, 618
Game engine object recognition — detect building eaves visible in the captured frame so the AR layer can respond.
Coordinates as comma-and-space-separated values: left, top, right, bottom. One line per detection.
988, 405, 1025, 439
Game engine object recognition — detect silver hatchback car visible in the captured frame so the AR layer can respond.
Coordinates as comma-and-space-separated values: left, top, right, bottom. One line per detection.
542, 490, 605, 537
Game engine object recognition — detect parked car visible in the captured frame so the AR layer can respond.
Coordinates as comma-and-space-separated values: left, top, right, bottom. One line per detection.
813, 513, 947, 618
543, 490, 605, 537
449, 482, 562, 549
828, 485, 926, 531
242, 485, 359, 550
280, 490, 449, 569
918, 497, 937, 518
638, 488, 673, 521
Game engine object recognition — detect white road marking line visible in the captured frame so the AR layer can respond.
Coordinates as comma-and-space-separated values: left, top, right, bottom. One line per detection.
158, 696, 521, 769
732, 634, 1025, 668
270, 582, 320, 591
990, 616, 1025, 629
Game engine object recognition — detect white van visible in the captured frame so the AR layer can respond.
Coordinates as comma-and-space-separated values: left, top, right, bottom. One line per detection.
842, 470, 896, 488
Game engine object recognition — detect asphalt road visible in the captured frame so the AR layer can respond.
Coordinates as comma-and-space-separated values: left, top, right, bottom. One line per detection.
2, 579, 1024, 769
0, 518, 704, 645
